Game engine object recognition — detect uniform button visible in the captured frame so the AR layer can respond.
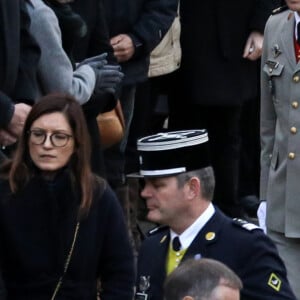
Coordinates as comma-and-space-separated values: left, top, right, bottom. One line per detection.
288, 152, 295, 159
293, 75, 300, 82
291, 127, 297, 134
292, 101, 299, 108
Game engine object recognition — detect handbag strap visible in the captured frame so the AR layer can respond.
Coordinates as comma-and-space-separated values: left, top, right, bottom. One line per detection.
51, 222, 80, 300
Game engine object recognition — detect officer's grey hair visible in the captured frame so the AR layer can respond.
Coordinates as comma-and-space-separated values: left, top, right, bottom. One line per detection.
164, 258, 242, 300
176, 167, 215, 201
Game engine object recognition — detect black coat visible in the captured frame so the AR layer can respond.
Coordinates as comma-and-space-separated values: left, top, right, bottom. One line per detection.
0, 0, 40, 128
136, 209, 296, 300
71, 0, 115, 63
102, 0, 179, 85
0, 171, 135, 299
177, 0, 274, 106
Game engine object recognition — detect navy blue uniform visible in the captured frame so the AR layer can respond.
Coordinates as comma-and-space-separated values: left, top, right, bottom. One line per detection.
136, 209, 296, 300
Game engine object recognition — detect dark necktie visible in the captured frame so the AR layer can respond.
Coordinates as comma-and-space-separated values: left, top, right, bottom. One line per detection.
172, 236, 181, 251
297, 22, 300, 45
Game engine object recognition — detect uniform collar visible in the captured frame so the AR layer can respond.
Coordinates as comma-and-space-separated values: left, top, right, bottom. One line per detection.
170, 203, 215, 250
294, 12, 300, 40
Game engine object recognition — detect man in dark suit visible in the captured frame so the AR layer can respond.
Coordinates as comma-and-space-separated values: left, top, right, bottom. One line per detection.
134, 129, 296, 300
168, 1, 275, 217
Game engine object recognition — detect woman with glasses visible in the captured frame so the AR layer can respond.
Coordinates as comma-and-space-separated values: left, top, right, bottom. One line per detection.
0, 93, 135, 299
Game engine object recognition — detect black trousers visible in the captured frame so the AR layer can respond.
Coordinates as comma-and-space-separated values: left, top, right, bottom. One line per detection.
168, 102, 242, 217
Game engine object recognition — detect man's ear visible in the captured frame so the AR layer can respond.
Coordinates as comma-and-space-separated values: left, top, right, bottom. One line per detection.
186, 177, 201, 199
183, 296, 194, 300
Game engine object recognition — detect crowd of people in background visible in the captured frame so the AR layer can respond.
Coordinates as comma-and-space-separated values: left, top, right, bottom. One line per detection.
0, 0, 300, 299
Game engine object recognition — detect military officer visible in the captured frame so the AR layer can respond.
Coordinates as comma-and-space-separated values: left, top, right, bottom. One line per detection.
259, 2, 300, 298
133, 129, 296, 300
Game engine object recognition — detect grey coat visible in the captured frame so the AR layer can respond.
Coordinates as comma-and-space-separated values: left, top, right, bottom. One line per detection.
26, 0, 96, 104
260, 9, 300, 237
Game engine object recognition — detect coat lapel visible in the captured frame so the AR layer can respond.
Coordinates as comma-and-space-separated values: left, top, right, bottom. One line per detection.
280, 12, 297, 69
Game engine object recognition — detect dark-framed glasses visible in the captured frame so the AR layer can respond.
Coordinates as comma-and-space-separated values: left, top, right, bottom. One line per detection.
28, 130, 73, 147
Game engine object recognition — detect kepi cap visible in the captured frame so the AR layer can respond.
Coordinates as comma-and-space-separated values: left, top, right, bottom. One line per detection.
131, 129, 211, 178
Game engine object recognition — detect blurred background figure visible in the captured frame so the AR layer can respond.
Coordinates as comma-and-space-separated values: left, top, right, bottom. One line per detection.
164, 258, 242, 300
0, 0, 40, 162
167, 0, 275, 218
25, 0, 123, 177
101, 0, 179, 189
125, 6, 181, 174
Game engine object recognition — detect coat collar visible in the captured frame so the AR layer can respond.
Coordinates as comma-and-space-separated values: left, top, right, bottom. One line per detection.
280, 12, 298, 69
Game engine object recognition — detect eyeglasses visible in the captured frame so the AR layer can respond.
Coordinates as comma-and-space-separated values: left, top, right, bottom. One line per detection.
28, 130, 73, 147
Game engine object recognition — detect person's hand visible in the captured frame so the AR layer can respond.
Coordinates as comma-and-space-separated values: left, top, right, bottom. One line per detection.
94, 64, 124, 95
0, 129, 17, 148
257, 201, 267, 233
77, 53, 108, 69
110, 34, 135, 62
243, 31, 263, 61
7, 103, 31, 137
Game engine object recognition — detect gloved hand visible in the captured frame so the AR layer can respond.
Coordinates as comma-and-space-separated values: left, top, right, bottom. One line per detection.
257, 201, 267, 233
93, 64, 124, 95
78, 53, 123, 95
77, 53, 108, 69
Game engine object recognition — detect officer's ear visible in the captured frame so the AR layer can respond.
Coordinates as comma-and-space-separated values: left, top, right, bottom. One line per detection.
186, 176, 200, 199
182, 296, 194, 300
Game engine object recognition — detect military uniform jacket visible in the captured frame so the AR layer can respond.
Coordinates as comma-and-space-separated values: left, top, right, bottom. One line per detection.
136, 209, 296, 300
260, 9, 300, 237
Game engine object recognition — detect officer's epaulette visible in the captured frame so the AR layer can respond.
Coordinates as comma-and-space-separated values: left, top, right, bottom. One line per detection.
232, 218, 262, 231
147, 225, 168, 236
272, 5, 288, 15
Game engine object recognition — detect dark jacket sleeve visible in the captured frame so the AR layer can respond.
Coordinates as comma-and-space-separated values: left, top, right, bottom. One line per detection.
238, 230, 296, 300
97, 186, 135, 300
0, 92, 14, 128
12, 0, 40, 103
0, 269, 6, 299
129, 0, 179, 56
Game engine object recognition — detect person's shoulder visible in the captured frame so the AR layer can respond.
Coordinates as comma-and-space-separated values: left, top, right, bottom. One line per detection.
142, 225, 169, 243
221, 217, 265, 240
92, 176, 111, 203
27, 0, 57, 23
231, 218, 263, 233
147, 225, 169, 236
26, 0, 47, 12
271, 5, 289, 16
269, 5, 292, 24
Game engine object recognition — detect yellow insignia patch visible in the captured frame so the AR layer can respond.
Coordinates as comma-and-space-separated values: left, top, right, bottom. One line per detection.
205, 232, 216, 241
160, 235, 167, 243
268, 273, 281, 292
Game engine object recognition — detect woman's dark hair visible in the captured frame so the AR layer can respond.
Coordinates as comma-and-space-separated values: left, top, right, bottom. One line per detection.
7, 93, 97, 216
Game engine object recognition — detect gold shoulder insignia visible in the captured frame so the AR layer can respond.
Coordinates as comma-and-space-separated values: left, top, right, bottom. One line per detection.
268, 273, 282, 292
272, 5, 288, 15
